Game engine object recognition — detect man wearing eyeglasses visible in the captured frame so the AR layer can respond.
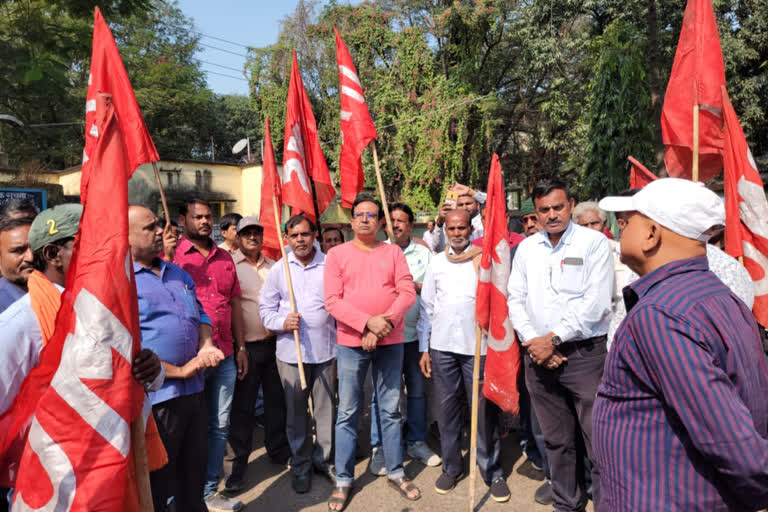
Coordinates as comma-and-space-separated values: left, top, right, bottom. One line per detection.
324, 193, 418, 511
225, 217, 290, 496
507, 179, 614, 512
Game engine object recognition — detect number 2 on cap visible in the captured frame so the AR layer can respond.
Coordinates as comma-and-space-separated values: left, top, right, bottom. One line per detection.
46, 219, 59, 235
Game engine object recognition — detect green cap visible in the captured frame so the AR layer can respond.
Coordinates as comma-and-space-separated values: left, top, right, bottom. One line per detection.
29, 203, 83, 252
519, 198, 535, 217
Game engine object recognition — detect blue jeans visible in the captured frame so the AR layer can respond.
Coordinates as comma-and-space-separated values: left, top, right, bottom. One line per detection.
371, 341, 426, 447
204, 354, 237, 497
335, 344, 404, 486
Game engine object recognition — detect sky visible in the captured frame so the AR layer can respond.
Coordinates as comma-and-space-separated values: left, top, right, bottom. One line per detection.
177, 0, 302, 96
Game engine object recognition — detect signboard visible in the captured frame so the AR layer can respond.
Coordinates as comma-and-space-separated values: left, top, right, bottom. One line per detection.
0, 188, 48, 212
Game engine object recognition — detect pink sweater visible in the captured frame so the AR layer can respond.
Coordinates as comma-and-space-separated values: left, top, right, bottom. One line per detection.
323, 241, 416, 347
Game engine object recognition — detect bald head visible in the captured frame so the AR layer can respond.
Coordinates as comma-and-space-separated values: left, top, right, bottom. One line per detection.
129, 205, 163, 265
445, 208, 471, 225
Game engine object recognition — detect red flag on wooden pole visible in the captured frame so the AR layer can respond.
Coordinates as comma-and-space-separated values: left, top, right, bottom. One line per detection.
283, 51, 336, 223
477, 154, 521, 414
721, 86, 768, 328
334, 29, 377, 208
628, 156, 658, 189
260, 118, 283, 261
660, 0, 725, 181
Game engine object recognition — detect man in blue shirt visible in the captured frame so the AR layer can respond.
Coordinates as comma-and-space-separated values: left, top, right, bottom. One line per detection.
0, 218, 34, 313
128, 205, 224, 512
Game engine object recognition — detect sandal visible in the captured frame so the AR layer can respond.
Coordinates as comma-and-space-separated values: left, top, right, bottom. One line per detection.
328, 485, 350, 512
387, 476, 421, 501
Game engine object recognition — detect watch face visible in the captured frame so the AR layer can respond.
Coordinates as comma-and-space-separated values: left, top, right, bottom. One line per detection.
552, 335, 562, 346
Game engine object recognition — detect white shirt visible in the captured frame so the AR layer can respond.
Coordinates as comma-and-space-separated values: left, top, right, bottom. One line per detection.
507, 221, 614, 343
418, 245, 487, 355
422, 228, 439, 253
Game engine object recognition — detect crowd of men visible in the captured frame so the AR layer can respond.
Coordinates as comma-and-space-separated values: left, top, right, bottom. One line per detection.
1, 175, 767, 512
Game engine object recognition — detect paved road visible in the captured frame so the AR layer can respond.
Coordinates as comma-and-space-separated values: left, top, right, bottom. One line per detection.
220, 424, 595, 512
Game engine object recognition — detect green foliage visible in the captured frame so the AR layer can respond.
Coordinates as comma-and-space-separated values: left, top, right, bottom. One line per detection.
581, 21, 655, 198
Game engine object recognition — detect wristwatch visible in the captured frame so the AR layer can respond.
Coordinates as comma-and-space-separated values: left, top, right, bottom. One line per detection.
551, 334, 563, 347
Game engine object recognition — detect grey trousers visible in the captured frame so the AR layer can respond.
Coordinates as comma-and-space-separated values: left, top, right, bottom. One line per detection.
276, 358, 337, 476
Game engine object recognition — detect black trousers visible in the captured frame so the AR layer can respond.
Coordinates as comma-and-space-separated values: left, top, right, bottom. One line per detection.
526, 337, 606, 512
228, 339, 289, 478
150, 392, 207, 512
431, 349, 502, 485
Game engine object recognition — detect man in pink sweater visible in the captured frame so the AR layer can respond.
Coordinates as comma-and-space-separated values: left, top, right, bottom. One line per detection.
324, 193, 419, 511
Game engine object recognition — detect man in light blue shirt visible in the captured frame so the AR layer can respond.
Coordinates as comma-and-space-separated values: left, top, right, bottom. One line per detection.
507, 179, 613, 511
259, 214, 337, 494
369, 203, 440, 476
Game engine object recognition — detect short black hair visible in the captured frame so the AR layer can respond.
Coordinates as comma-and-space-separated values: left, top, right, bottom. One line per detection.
285, 213, 316, 232
389, 202, 414, 223
0, 217, 33, 233
32, 237, 74, 272
220, 213, 243, 231
352, 193, 383, 219
179, 198, 211, 217
0, 198, 38, 221
322, 227, 345, 242
531, 179, 573, 204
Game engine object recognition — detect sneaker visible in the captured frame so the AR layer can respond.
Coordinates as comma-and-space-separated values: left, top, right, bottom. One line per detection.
434, 472, 461, 494
292, 472, 311, 494
368, 446, 386, 476
204, 493, 243, 512
534, 480, 554, 506
407, 441, 442, 467
489, 477, 511, 503
223, 473, 245, 493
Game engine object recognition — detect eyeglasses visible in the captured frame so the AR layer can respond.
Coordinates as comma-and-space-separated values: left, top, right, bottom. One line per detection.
239, 230, 263, 238
353, 212, 378, 219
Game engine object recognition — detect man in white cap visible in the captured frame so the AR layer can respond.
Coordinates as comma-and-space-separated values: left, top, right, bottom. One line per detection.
594, 178, 768, 511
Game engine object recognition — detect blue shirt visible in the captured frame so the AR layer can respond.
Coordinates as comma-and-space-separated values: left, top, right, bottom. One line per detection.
593, 257, 768, 511
259, 249, 336, 364
0, 277, 25, 314
134, 259, 212, 405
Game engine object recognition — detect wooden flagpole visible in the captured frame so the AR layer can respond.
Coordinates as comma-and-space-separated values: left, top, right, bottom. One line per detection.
467, 324, 482, 512
131, 416, 154, 512
151, 161, 171, 223
692, 104, 700, 183
272, 195, 308, 390
371, 141, 394, 242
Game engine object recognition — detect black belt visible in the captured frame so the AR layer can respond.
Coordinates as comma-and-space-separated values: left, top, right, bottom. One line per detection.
557, 334, 607, 356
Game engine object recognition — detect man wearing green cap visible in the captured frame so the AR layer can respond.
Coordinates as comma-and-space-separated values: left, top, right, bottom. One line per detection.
518, 198, 541, 238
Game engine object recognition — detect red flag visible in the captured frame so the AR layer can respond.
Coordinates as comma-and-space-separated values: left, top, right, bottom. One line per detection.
260, 118, 283, 261
660, 0, 725, 181
477, 154, 521, 414
84, 7, 159, 177
628, 156, 658, 189
722, 86, 768, 328
283, 51, 336, 223
8, 93, 144, 510
335, 29, 377, 208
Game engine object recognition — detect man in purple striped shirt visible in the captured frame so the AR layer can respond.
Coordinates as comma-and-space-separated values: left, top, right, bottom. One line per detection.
595, 178, 768, 511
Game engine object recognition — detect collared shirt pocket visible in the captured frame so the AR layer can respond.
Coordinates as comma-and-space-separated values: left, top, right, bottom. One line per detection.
560, 257, 585, 295
177, 283, 201, 322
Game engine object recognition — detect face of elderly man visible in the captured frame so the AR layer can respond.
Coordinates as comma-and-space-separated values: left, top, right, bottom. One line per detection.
577, 209, 605, 232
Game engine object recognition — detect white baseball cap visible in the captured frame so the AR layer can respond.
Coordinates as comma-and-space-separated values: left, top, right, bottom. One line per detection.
598, 178, 725, 242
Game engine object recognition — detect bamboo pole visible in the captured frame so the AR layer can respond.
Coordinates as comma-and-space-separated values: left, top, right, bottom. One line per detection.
151, 161, 171, 223
273, 195, 307, 390
371, 141, 395, 242
692, 104, 700, 183
467, 324, 482, 512
131, 415, 154, 512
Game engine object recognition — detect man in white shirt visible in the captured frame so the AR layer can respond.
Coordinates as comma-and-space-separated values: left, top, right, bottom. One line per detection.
432, 184, 487, 252
422, 220, 438, 253
507, 179, 614, 511
418, 209, 509, 502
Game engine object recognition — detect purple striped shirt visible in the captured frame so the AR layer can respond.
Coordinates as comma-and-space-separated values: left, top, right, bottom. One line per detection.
594, 256, 768, 511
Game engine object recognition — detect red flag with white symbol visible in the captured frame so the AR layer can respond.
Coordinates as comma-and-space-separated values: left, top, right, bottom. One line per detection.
83, 7, 158, 177
260, 118, 282, 261
660, 0, 725, 181
334, 29, 377, 208
283, 52, 336, 223
477, 154, 521, 414
9, 92, 144, 510
628, 156, 657, 189
722, 86, 768, 328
